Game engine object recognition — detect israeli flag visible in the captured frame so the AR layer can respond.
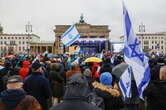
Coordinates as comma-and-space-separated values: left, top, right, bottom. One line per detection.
61, 24, 80, 47
122, 1, 150, 100
111, 55, 115, 65
119, 66, 132, 99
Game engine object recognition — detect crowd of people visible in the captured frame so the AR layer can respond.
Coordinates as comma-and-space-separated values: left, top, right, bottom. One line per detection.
0, 51, 166, 110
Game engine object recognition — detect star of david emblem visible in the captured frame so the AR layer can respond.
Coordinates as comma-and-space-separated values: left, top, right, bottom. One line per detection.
68, 34, 73, 39
129, 38, 144, 62
126, 82, 130, 89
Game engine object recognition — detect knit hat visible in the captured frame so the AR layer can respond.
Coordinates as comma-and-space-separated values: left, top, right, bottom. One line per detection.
7, 75, 23, 84
99, 72, 112, 87
31, 62, 42, 70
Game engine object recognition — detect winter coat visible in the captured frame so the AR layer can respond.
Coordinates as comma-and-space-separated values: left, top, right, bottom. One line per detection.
0, 89, 41, 110
0, 68, 13, 92
50, 79, 101, 110
92, 81, 124, 110
143, 80, 166, 110
19, 61, 30, 80
24, 72, 52, 110
49, 63, 65, 98
50, 96, 101, 110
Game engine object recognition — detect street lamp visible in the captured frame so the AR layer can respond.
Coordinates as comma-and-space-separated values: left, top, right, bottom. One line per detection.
139, 22, 146, 51
25, 21, 32, 56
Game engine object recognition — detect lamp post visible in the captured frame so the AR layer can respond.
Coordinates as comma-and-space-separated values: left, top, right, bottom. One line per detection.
25, 22, 32, 56
139, 22, 145, 51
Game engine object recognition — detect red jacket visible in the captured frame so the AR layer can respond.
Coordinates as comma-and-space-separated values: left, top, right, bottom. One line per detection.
19, 61, 30, 80
91, 62, 100, 79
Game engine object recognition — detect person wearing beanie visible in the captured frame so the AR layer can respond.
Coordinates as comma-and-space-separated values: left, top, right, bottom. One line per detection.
24, 62, 52, 110
92, 72, 124, 110
0, 75, 41, 110
83, 68, 94, 90
99, 72, 113, 88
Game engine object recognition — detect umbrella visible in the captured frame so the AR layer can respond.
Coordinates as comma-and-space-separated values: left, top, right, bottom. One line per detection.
5, 55, 15, 59
84, 57, 102, 63
112, 63, 129, 79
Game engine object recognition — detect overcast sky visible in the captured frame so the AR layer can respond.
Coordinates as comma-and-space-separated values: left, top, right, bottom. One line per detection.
0, 0, 166, 41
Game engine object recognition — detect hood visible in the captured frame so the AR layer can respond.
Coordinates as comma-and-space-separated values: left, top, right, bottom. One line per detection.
22, 61, 30, 68
0, 89, 26, 110
64, 74, 90, 100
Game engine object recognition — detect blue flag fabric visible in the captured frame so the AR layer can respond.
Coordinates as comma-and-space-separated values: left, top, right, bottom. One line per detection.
122, 2, 150, 100
119, 66, 132, 99
61, 25, 80, 47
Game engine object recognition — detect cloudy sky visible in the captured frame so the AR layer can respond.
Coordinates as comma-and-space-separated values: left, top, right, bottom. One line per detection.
0, 0, 166, 41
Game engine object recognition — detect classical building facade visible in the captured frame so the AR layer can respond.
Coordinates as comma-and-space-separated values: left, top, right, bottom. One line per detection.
53, 15, 110, 54
0, 25, 40, 56
120, 32, 166, 53
30, 41, 54, 54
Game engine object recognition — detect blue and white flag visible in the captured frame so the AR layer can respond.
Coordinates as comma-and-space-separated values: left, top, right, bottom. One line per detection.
122, 1, 150, 99
61, 25, 80, 47
119, 66, 132, 99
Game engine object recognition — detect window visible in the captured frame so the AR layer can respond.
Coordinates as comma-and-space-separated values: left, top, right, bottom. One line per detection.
152, 46, 153, 49
19, 37, 21, 39
90, 36, 97, 38
144, 46, 149, 49
99, 36, 105, 38
19, 41, 21, 44
19, 47, 21, 51
4, 37, 6, 39
8, 37, 10, 39
1, 41, 3, 45
161, 41, 164, 44
144, 41, 149, 45
23, 37, 24, 39
161, 46, 163, 49
152, 41, 154, 44
23, 47, 25, 50
23, 41, 24, 44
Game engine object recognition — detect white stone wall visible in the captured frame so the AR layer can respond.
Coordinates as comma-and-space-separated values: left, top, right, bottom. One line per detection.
0, 34, 40, 56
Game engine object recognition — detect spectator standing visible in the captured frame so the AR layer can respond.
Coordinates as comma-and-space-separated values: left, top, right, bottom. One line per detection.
0, 75, 41, 110
24, 62, 52, 110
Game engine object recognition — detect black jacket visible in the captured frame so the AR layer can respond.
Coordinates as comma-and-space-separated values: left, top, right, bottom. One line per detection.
95, 88, 124, 110
24, 72, 52, 110
50, 74, 101, 110
143, 80, 166, 110
0, 89, 26, 110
